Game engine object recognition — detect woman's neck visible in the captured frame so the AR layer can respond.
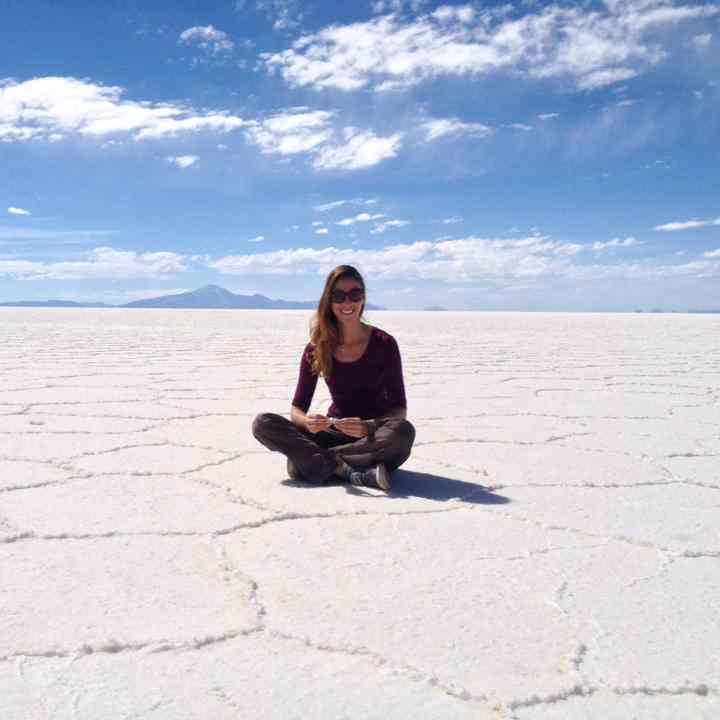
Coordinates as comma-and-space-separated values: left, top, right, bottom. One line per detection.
338, 322, 368, 345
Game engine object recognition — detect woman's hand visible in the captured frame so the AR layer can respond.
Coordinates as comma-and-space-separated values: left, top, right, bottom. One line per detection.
333, 417, 369, 438
305, 414, 333, 434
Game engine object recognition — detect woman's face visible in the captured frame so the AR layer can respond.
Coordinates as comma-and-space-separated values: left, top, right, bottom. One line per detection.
330, 276, 365, 327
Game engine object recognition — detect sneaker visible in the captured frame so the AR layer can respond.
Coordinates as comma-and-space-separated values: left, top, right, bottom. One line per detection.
286, 457, 303, 480
348, 463, 391, 491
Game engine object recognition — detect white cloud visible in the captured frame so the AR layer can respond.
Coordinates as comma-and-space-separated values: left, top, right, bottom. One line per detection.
315, 228, 329, 235
311, 221, 324, 227
0, 77, 245, 142
179, 25, 234, 54
616, 98, 636, 107
538, 113, 559, 120
703, 248, 720, 258
256, 0, 303, 30
314, 198, 378, 212
249, 235, 265, 242
440, 216, 463, 224
591, 236, 641, 251
653, 217, 720, 231
422, 118, 494, 141
372, 0, 430, 14
262, 3, 718, 92
336, 212, 386, 226
370, 219, 411, 234
313, 128, 403, 170
167, 155, 198, 168
244, 109, 335, 156
509, 123, 533, 131
208, 235, 599, 280
0, 246, 188, 280
7, 207, 31, 215
691, 33, 712, 49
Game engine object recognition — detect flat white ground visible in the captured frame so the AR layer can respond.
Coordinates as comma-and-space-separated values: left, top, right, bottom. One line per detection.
1, 309, 718, 719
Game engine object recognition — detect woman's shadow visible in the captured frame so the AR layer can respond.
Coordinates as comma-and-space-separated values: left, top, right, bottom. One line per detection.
283, 469, 509, 505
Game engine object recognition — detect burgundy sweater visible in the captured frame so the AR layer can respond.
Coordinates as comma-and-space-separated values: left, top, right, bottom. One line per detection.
292, 326, 407, 420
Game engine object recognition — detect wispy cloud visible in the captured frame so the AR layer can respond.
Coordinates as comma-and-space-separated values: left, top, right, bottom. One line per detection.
178, 25, 234, 54
370, 219, 411, 234
336, 212, 385, 226
167, 155, 198, 168
314, 198, 378, 212
591, 237, 641, 251
315, 227, 329, 235
7, 207, 31, 216
703, 248, 720, 258
262, 3, 717, 92
422, 118, 494, 141
244, 109, 335, 156
439, 217, 463, 224
248, 235, 265, 242
0, 77, 245, 142
255, 0, 303, 31
538, 113, 559, 120
0, 246, 188, 280
653, 217, 720, 231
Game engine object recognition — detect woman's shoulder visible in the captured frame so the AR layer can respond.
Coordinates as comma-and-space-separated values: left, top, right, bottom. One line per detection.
367, 325, 399, 349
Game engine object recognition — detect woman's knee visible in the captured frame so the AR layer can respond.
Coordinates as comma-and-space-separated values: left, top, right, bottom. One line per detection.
385, 418, 415, 447
252, 412, 283, 440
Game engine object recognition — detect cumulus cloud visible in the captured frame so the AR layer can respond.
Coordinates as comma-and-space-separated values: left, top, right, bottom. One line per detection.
0, 246, 188, 280
262, 2, 718, 92
422, 118, 494, 141
370, 219, 411, 234
315, 227, 329, 235
208, 235, 593, 280
336, 212, 386, 226
653, 217, 720, 231
313, 128, 403, 170
167, 155, 198, 168
7, 207, 31, 215
208, 236, 720, 283
178, 25, 234, 54
0, 77, 245, 142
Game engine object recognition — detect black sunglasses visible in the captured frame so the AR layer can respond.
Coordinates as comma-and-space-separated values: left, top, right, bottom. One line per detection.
331, 287, 364, 304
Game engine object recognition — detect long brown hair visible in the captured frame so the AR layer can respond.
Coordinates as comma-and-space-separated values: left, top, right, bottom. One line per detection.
309, 265, 366, 377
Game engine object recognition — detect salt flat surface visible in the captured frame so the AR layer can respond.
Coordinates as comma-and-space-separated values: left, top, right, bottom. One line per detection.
1, 309, 719, 719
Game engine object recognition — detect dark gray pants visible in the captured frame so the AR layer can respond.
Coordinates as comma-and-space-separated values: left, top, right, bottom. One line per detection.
252, 413, 416, 483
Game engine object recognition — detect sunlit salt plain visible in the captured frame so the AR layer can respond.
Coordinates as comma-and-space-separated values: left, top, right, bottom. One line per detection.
1, 308, 718, 719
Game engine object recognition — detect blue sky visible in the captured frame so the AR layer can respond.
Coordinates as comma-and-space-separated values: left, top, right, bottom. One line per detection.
1, 0, 718, 310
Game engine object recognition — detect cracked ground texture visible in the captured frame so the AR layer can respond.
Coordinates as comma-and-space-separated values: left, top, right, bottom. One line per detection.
1, 308, 719, 719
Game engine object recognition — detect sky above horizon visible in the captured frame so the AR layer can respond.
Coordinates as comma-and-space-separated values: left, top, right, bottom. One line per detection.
1, 0, 719, 311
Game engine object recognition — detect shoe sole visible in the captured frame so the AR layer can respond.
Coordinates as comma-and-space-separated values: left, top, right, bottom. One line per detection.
376, 463, 391, 491
287, 458, 302, 480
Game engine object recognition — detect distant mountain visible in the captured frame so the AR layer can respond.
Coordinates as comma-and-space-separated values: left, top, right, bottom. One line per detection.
1, 285, 386, 310
423, 305, 448, 311
687, 309, 720, 314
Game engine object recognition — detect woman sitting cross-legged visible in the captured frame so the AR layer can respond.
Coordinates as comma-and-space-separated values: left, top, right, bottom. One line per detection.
252, 264, 415, 491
